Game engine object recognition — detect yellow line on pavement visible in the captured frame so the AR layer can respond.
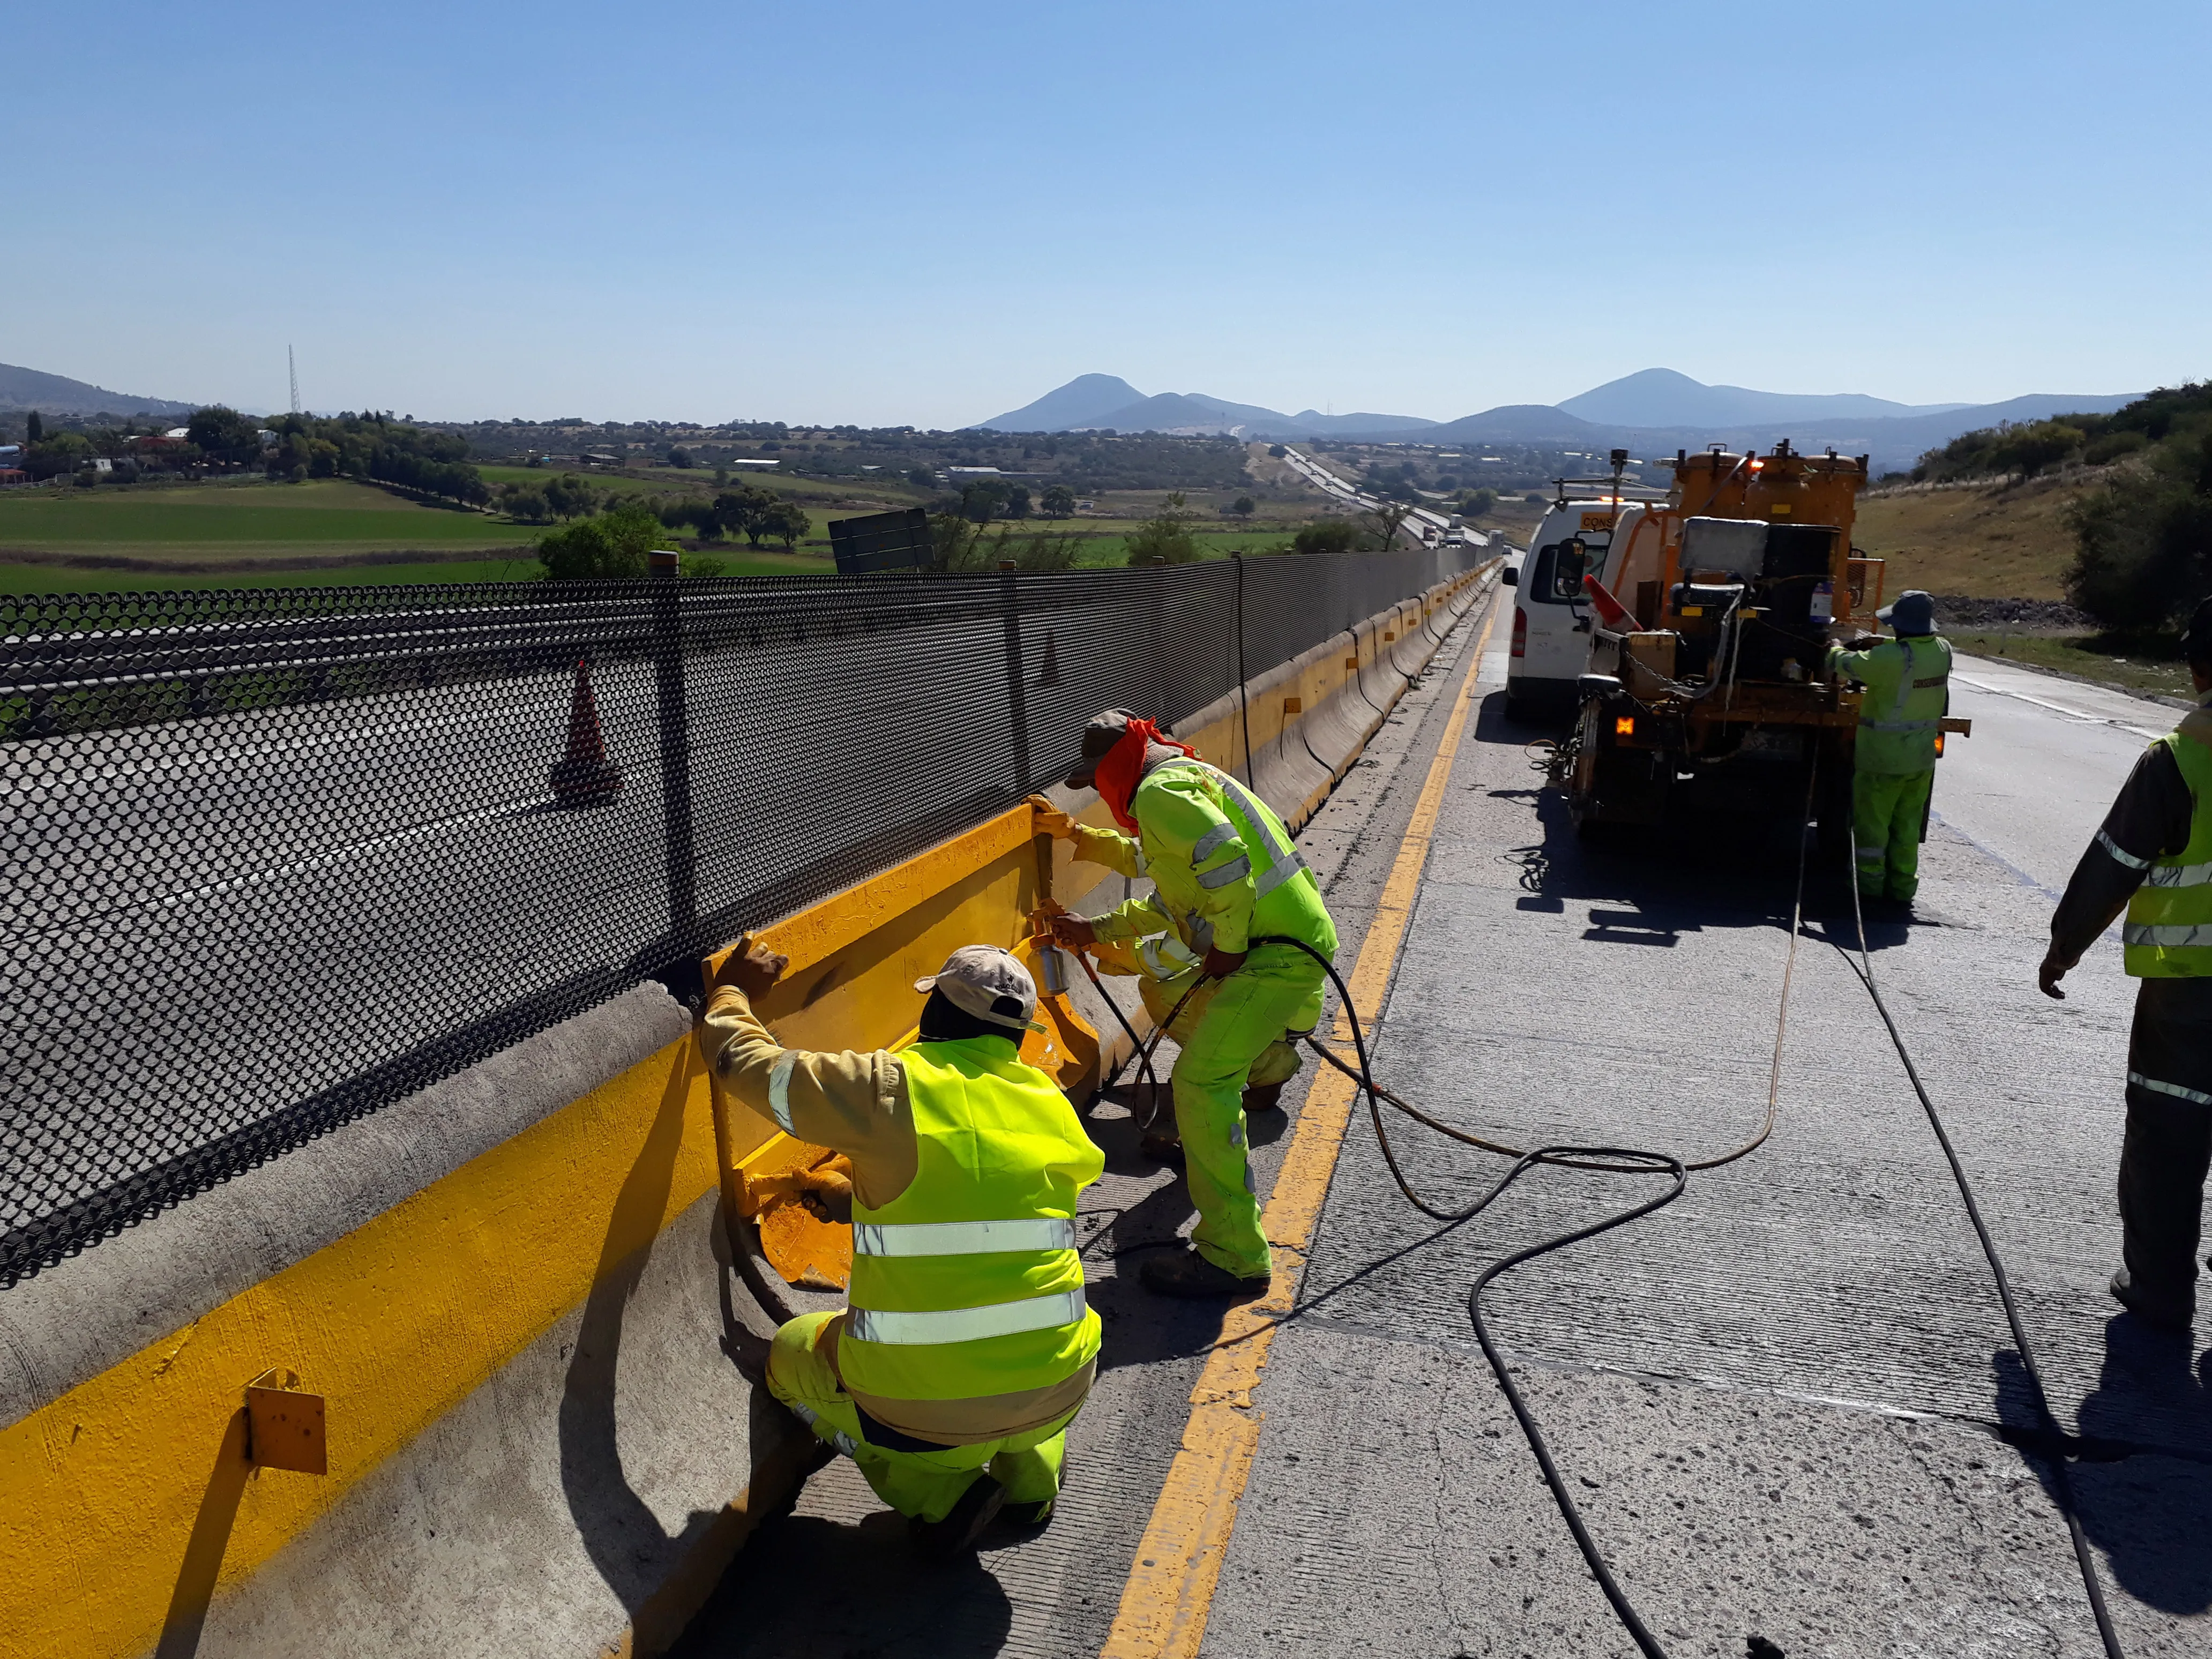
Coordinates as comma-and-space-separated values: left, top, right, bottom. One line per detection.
1101, 586, 1500, 1659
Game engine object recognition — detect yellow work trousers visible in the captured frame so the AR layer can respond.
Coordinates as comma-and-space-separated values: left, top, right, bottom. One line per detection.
1170, 945, 1327, 1281
766, 1311, 1077, 1524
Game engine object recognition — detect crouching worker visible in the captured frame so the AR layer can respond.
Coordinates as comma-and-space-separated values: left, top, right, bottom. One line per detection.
1073, 930, 1308, 1164
703, 940, 1105, 1558
1033, 707, 1339, 1301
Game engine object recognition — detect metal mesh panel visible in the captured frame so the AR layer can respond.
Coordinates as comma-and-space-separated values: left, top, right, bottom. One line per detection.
0, 548, 1479, 1282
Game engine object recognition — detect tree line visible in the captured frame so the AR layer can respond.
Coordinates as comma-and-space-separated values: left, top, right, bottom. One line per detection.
1913, 385, 2212, 631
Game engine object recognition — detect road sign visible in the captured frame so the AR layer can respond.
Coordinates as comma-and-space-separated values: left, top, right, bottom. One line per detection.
828, 507, 934, 574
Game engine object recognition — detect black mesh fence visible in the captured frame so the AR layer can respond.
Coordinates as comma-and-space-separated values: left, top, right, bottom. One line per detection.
0, 545, 1481, 1282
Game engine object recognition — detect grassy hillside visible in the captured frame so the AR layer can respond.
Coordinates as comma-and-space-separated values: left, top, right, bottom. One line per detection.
1851, 479, 2078, 599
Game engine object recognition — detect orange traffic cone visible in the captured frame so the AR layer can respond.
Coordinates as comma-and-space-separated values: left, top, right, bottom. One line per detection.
550, 655, 623, 806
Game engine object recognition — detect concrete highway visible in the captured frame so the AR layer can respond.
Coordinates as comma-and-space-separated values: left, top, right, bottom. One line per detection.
676, 591, 2210, 1657
1280, 444, 1489, 552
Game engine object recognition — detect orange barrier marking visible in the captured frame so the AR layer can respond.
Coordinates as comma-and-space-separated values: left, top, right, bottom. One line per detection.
1101, 577, 1499, 1659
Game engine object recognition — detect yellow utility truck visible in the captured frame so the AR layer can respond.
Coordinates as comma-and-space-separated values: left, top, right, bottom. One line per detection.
1561, 441, 1892, 849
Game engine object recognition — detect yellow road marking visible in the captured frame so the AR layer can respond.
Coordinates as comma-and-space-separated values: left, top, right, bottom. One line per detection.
1101, 584, 1500, 1658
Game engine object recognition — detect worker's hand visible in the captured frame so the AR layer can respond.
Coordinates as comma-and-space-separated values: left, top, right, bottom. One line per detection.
1202, 946, 1247, 978
1049, 914, 1097, 950
2037, 947, 2071, 1001
720, 937, 789, 1002
795, 1155, 854, 1225
1027, 794, 1078, 841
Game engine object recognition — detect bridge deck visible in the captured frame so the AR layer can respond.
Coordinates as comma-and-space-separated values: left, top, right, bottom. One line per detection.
674, 595, 2210, 1659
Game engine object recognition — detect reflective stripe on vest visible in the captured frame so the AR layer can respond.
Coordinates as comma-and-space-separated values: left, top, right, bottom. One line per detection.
2129, 1070, 2212, 1107
1154, 760, 1312, 898
766, 1051, 798, 1133
2146, 861, 2212, 888
2125, 923, 2212, 949
789, 1401, 857, 1458
1195, 853, 1251, 889
853, 1217, 1078, 1258
1139, 933, 1202, 978
1191, 820, 1239, 862
846, 1289, 1087, 1347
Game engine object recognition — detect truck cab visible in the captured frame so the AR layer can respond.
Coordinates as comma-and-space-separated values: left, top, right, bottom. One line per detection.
1505, 499, 1621, 717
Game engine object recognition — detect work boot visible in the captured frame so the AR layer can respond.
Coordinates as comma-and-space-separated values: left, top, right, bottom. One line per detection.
1138, 1130, 1185, 1167
1141, 1246, 1269, 1299
2109, 1269, 2193, 1332
1004, 1456, 1065, 1530
1242, 1081, 1286, 1115
909, 1474, 1006, 1560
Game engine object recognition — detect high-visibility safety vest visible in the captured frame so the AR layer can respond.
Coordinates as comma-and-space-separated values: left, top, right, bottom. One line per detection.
1836, 634, 1952, 775
2122, 720, 2212, 978
835, 1037, 1105, 1406
1132, 759, 1337, 958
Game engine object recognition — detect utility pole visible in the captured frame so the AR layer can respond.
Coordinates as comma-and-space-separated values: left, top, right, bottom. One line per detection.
288, 346, 301, 416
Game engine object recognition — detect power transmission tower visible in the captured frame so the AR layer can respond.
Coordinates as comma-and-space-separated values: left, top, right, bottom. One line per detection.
288, 346, 301, 416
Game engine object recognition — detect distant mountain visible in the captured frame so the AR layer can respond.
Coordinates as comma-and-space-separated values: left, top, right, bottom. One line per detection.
1082, 391, 1290, 434
0, 363, 199, 417
980, 375, 1146, 432
1418, 405, 1605, 445
1270, 410, 1439, 438
973, 369, 2146, 474
977, 375, 1444, 439
1558, 368, 1975, 427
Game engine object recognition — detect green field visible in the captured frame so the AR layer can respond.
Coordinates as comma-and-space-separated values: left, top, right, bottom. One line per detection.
480, 462, 928, 512
0, 546, 836, 594
0, 479, 530, 560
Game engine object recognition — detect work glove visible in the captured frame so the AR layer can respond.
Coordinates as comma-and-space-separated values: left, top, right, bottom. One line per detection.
1202, 946, 1248, 979
793, 1155, 854, 1224
746, 1153, 855, 1225
1026, 794, 1078, 841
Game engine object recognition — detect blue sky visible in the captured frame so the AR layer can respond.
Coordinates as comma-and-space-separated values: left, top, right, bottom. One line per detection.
9, 2, 2207, 427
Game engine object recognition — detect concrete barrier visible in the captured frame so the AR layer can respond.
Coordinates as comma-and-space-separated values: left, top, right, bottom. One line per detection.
0, 562, 1488, 1659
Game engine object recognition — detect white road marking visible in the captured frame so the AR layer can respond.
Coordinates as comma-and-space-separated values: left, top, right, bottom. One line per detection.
1949, 672, 2165, 741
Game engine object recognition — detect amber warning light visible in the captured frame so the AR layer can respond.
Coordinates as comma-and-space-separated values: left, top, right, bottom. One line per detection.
1615, 715, 1635, 737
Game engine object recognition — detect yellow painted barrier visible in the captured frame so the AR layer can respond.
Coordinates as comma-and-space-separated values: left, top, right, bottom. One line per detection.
0, 1034, 720, 1659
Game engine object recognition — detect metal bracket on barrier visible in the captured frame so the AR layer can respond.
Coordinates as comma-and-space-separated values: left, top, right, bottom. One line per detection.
244, 1369, 327, 1475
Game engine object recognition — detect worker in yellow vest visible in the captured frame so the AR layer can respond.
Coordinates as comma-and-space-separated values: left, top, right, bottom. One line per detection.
2042, 596, 2212, 1332
1036, 708, 1339, 1299
1827, 589, 1952, 910
703, 941, 1104, 1556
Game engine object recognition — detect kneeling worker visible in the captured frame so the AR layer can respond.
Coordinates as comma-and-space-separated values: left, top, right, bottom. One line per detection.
1037, 708, 1339, 1299
704, 941, 1104, 1556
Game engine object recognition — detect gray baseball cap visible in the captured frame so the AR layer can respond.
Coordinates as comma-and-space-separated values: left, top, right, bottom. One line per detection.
913, 945, 1043, 1033
1064, 708, 1140, 788
1877, 589, 1935, 637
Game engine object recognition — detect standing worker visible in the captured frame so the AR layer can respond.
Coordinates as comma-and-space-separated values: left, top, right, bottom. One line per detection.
2040, 596, 2212, 1332
1034, 708, 1339, 1299
703, 941, 1105, 1555
1828, 589, 1953, 911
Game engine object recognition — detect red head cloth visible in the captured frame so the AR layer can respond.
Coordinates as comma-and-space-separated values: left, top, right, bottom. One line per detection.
1093, 718, 1194, 831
